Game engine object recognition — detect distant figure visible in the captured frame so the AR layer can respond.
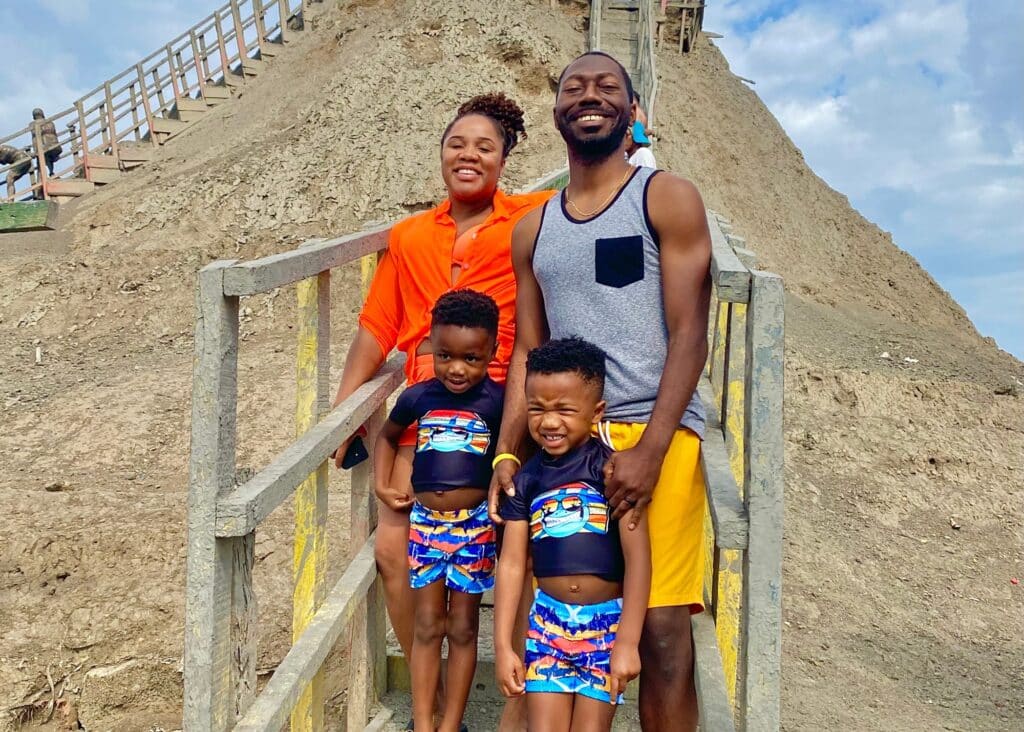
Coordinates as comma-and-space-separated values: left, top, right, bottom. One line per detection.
1, 143, 32, 199
32, 108, 62, 176
627, 121, 656, 168
628, 93, 656, 168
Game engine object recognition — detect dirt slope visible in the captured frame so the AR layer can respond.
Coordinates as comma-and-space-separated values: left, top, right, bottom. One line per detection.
1, 0, 1021, 729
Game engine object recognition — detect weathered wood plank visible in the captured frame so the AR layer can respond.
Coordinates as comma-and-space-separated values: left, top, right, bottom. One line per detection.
697, 379, 748, 550
232, 536, 379, 732
0, 201, 59, 232
215, 356, 405, 536
589, 0, 603, 51
290, 264, 329, 730
691, 613, 738, 732
740, 271, 784, 732
183, 260, 244, 730
222, 225, 390, 296
708, 213, 751, 303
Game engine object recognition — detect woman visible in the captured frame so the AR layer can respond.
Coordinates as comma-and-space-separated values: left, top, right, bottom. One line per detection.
331, 92, 553, 727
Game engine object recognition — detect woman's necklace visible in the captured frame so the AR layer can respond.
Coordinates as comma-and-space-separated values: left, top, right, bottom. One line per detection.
566, 165, 634, 218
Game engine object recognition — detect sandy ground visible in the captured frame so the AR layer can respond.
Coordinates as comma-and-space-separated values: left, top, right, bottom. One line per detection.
1, 0, 1021, 729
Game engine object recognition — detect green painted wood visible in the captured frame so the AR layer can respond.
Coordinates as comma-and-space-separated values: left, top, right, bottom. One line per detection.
0, 201, 58, 232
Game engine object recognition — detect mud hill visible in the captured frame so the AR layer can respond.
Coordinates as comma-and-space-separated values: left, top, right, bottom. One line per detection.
1, 0, 1021, 729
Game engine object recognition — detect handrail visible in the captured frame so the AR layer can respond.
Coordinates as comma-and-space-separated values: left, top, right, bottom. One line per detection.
2, 0, 304, 203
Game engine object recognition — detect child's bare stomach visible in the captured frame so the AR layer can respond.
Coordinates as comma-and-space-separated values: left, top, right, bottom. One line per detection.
538, 574, 624, 605
415, 486, 487, 512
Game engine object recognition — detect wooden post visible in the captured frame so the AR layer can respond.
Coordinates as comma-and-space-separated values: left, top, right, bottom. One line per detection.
739, 272, 784, 732
129, 81, 141, 141
191, 29, 210, 101
184, 260, 257, 730
230, 0, 249, 69
136, 64, 160, 148
347, 403, 385, 730
290, 253, 330, 731
214, 12, 232, 83
589, 0, 603, 51
30, 119, 48, 199
75, 101, 91, 181
278, 0, 291, 42
253, 0, 269, 54
715, 300, 747, 711
152, 67, 168, 114
166, 45, 183, 104
198, 29, 212, 81
103, 82, 119, 158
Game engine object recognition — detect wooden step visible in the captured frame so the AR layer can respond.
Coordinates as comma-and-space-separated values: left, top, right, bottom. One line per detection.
202, 84, 233, 101
176, 98, 208, 112
151, 117, 190, 138
83, 153, 119, 170
224, 71, 245, 88
118, 145, 156, 163
0, 200, 59, 233
257, 43, 279, 57
90, 168, 122, 185
241, 58, 264, 76
44, 179, 94, 198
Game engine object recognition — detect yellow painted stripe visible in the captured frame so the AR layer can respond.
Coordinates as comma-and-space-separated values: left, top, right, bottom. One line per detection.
292, 275, 326, 731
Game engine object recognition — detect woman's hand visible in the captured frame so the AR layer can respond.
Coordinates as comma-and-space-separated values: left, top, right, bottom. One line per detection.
607, 642, 641, 705
495, 647, 527, 698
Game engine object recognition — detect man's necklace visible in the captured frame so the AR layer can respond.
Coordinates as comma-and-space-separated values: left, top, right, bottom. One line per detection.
565, 165, 634, 218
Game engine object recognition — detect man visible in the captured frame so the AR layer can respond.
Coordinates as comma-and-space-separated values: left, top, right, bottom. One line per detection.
489, 51, 711, 731
31, 108, 62, 176
1, 143, 32, 200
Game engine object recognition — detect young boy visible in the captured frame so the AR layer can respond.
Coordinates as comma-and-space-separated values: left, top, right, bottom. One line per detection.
375, 289, 503, 732
494, 337, 651, 730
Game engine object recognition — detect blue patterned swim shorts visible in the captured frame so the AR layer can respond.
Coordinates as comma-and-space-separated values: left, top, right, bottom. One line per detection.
408, 500, 496, 594
525, 588, 624, 703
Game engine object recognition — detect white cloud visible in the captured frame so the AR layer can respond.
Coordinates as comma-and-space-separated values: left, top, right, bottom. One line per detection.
712, 0, 1024, 357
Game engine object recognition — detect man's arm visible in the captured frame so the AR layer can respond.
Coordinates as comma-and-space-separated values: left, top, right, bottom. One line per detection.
488, 207, 549, 523
606, 174, 711, 521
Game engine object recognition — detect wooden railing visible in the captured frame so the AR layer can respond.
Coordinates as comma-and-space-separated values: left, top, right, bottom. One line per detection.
696, 212, 785, 732
635, 0, 660, 126
0, 0, 312, 203
183, 169, 567, 731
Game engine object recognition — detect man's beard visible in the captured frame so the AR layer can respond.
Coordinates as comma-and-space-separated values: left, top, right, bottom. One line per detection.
556, 111, 631, 162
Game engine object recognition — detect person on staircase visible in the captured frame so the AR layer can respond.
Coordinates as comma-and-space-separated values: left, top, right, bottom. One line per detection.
1, 143, 32, 200
489, 51, 712, 732
627, 92, 656, 168
377, 290, 504, 732
330, 92, 553, 731
31, 109, 62, 177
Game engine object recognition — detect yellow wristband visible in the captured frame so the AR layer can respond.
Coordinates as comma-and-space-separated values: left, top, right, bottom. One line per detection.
492, 453, 521, 470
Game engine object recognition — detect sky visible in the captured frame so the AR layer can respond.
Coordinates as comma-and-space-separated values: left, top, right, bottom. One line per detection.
709, 0, 1023, 358
1, 0, 1021, 357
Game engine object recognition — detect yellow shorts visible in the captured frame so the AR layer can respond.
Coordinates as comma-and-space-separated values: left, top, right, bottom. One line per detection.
598, 422, 706, 612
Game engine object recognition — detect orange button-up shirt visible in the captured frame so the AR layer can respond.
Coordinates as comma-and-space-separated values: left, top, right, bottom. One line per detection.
359, 188, 556, 385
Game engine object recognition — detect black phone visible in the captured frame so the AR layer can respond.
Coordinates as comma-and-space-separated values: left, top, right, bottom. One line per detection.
340, 436, 369, 470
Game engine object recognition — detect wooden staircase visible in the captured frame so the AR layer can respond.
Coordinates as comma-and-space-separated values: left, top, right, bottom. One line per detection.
1, 0, 319, 220
600, 2, 642, 89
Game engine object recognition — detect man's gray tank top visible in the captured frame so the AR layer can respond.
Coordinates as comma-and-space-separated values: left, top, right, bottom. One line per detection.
533, 166, 705, 438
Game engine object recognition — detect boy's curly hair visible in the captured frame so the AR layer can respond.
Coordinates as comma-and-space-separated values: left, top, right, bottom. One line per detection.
431, 289, 499, 338
526, 337, 606, 390
442, 92, 527, 157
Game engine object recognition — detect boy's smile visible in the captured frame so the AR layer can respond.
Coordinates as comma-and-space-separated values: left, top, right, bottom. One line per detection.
525, 371, 606, 456
431, 323, 496, 394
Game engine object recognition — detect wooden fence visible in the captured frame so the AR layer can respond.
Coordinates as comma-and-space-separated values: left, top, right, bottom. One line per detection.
0, 0, 314, 204
696, 213, 785, 732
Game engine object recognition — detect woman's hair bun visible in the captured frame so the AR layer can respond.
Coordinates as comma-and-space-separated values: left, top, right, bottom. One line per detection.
450, 92, 527, 157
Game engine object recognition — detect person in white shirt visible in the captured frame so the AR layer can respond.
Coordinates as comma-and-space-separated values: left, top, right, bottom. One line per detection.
626, 119, 656, 168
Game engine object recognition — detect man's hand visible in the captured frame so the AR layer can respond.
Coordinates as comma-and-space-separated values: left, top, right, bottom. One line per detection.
604, 444, 663, 526
374, 481, 413, 512
488, 458, 519, 524
495, 647, 527, 698
607, 642, 641, 705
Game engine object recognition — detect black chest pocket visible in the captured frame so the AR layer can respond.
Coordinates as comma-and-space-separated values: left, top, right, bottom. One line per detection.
595, 235, 645, 288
